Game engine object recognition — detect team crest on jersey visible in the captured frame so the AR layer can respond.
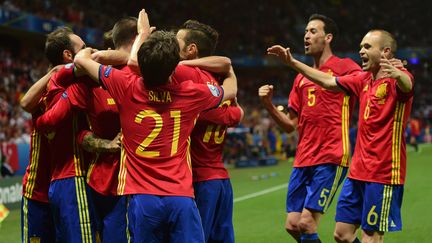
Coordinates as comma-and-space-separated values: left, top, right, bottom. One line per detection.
375, 83, 388, 98
104, 66, 112, 78
207, 84, 220, 97
107, 98, 116, 105
65, 63, 74, 69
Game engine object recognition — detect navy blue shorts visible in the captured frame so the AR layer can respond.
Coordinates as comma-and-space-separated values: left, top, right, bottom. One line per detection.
90, 187, 128, 242
286, 164, 347, 213
127, 194, 204, 243
48, 177, 97, 243
194, 179, 234, 243
335, 178, 403, 232
21, 197, 55, 243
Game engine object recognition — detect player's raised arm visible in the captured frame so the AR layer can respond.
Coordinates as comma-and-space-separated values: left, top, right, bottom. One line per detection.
20, 65, 63, 113
267, 45, 342, 91
127, 9, 156, 73
219, 65, 237, 101
179, 56, 231, 74
259, 84, 297, 133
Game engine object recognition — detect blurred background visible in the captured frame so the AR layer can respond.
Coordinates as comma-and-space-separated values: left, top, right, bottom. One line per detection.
0, 0, 431, 242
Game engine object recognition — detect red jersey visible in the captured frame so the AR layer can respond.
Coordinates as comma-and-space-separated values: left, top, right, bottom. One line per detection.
37, 64, 89, 181
22, 109, 52, 203
288, 56, 361, 168
336, 70, 414, 184
410, 118, 421, 136
98, 65, 224, 197
173, 65, 242, 182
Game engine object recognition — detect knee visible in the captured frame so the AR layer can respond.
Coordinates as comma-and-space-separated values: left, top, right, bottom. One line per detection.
333, 229, 354, 243
285, 220, 300, 234
298, 216, 315, 233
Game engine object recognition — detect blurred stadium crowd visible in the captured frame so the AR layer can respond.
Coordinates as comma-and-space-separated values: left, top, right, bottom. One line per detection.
0, 0, 431, 172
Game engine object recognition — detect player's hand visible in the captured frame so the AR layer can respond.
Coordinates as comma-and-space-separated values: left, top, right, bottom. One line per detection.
106, 133, 121, 153
267, 45, 295, 66
380, 57, 403, 79
388, 58, 407, 71
137, 9, 156, 36
75, 47, 93, 60
258, 85, 274, 108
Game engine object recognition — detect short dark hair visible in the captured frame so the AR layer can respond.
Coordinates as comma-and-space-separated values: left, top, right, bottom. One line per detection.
369, 29, 397, 55
138, 31, 180, 87
103, 29, 115, 49
180, 20, 218, 57
308, 14, 339, 40
45, 27, 74, 66
112, 17, 138, 49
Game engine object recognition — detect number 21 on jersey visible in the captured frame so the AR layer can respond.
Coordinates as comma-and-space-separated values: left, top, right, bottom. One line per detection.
134, 110, 181, 157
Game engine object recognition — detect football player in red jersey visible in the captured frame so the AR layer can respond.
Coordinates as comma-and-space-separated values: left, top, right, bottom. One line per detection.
259, 14, 361, 243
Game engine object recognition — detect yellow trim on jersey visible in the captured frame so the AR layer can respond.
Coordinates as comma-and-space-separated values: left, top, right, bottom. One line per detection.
75, 177, 93, 243
379, 185, 393, 231
23, 197, 29, 243
86, 154, 98, 183
73, 116, 86, 177
186, 137, 192, 171
391, 102, 405, 184
24, 130, 41, 199
324, 166, 344, 212
117, 139, 127, 195
340, 96, 351, 167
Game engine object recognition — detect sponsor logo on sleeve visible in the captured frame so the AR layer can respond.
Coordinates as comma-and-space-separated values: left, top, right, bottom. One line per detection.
207, 84, 221, 97
104, 66, 112, 78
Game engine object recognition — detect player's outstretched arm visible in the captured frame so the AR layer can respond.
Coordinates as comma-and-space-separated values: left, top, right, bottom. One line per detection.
77, 130, 121, 153
380, 57, 412, 93
35, 94, 73, 132
20, 65, 63, 113
91, 50, 129, 66
220, 65, 237, 101
259, 84, 297, 133
199, 101, 244, 126
267, 45, 341, 91
179, 56, 231, 74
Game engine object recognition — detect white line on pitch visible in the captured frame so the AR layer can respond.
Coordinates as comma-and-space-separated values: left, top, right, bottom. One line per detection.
234, 183, 287, 203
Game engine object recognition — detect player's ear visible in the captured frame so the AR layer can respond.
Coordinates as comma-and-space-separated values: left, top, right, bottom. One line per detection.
63, 49, 74, 62
382, 47, 392, 59
188, 43, 198, 57
325, 33, 333, 44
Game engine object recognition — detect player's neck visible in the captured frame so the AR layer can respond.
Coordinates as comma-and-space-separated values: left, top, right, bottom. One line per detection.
312, 48, 333, 69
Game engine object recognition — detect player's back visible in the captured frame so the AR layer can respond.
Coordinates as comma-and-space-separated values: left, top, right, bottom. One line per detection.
99, 66, 224, 198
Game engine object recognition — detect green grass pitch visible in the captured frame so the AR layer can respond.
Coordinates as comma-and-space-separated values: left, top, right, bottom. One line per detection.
1, 144, 431, 242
